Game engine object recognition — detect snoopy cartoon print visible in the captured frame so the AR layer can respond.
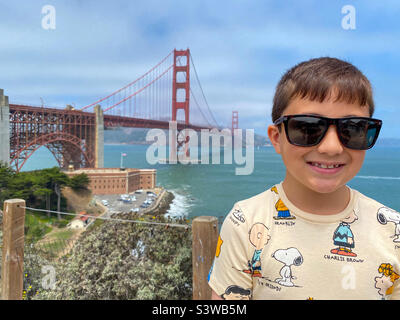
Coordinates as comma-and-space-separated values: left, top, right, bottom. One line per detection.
272, 247, 303, 287
377, 207, 400, 242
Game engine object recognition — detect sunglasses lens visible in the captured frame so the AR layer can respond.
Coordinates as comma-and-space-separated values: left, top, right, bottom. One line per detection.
339, 118, 380, 150
287, 116, 327, 146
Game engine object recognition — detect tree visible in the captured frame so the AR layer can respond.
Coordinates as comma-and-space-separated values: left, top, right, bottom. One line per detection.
1, 166, 71, 215
0, 165, 89, 220
0, 161, 15, 206
39, 167, 69, 218
0, 161, 14, 187
68, 173, 90, 191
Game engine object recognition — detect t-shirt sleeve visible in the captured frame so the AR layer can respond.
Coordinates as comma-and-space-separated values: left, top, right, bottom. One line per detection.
390, 280, 400, 300
388, 259, 400, 300
208, 203, 253, 300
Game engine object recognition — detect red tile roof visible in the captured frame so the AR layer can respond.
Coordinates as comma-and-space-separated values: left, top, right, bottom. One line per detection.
78, 212, 90, 222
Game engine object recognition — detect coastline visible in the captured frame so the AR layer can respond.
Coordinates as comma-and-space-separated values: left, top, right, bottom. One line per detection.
141, 188, 175, 217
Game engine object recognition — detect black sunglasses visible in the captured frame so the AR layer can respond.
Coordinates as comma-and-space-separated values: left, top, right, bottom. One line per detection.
274, 114, 382, 150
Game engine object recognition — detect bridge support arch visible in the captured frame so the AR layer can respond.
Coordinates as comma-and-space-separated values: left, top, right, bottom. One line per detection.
9, 104, 100, 172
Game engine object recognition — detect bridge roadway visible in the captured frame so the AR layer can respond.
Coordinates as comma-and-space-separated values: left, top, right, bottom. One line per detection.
9, 103, 210, 132
2, 100, 216, 172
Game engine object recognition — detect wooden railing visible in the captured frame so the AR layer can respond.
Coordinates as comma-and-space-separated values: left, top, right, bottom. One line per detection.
1, 199, 219, 300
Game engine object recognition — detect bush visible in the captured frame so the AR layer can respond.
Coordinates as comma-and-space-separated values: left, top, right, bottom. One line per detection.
34, 214, 193, 300
24, 213, 52, 244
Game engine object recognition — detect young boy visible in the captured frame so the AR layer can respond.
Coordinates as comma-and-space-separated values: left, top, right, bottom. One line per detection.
208, 57, 400, 300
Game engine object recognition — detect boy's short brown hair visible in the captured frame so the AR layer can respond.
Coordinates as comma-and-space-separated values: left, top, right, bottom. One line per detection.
272, 57, 375, 122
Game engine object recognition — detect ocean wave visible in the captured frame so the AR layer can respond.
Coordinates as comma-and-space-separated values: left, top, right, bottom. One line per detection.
355, 175, 400, 180
164, 189, 194, 218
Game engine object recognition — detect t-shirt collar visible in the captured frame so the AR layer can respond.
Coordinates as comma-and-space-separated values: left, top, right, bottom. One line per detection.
275, 182, 357, 224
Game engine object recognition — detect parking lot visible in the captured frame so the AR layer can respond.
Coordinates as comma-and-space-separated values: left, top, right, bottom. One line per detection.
94, 189, 160, 216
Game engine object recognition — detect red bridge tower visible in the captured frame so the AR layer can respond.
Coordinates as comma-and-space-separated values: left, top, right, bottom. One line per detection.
171, 49, 190, 160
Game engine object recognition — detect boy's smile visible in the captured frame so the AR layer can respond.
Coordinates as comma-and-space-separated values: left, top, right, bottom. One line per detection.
268, 95, 370, 213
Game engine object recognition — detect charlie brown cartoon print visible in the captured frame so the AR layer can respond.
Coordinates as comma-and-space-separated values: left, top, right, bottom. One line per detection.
243, 223, 270, 277
331, 210, 358, 257
272, 247, 303, 287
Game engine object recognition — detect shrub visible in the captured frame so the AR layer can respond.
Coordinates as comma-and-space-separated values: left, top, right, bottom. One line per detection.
34, 214, 192, 300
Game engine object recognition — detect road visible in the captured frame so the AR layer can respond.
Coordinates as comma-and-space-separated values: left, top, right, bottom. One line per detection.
93, 189, 160, 218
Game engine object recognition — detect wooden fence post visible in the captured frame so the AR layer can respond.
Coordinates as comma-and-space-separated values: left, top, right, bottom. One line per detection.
2, 199, 25, 300
192, 216, 218, 300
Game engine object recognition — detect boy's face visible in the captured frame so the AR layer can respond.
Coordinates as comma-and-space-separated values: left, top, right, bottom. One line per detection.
268, 96, 370, 195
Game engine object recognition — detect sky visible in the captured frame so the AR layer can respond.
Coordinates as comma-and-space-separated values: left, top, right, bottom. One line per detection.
0, 0, 399, 138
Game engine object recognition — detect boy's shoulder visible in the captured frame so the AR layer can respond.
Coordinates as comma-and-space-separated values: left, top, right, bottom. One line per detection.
353, 188, 400, 217
233, 185, 278, 219
354, 188, 397, 210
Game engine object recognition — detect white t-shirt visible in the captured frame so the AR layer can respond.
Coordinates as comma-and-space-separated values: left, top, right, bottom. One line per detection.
208, 182, 400, 300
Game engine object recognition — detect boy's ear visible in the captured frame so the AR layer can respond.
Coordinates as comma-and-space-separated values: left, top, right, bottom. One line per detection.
267, 124, 281, 154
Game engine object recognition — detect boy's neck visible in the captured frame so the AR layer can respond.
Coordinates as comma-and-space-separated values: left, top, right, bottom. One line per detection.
282, 177, 350, 215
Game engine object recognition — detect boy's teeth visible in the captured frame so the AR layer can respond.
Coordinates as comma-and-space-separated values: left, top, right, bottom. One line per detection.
311, 162, 341, 169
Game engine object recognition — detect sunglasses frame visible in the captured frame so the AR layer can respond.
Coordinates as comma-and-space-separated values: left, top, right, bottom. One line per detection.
274, 114, 383, 150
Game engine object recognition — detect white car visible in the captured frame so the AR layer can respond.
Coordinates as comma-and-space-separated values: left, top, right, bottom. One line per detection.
130, 208, 140, 213
101, 200, 109, 206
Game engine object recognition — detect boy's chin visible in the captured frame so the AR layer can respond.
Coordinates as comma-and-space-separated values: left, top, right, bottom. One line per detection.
307, 179, 346, 195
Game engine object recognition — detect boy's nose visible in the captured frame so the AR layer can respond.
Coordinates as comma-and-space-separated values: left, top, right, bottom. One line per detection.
317, 125, 344, 155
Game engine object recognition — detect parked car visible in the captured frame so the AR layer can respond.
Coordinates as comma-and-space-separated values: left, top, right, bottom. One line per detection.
101, 200, 109, 206
130, 208, 140, 213
143, 198, 154, 205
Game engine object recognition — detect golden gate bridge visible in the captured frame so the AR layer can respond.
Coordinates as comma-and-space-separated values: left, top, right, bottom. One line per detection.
0, 49, 239, 172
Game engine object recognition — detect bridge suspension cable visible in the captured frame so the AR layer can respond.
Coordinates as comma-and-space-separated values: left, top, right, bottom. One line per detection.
80, 51, 173, 112
189, 52, 221, 129
79, 49, 221, 130
103, 64, 173, 113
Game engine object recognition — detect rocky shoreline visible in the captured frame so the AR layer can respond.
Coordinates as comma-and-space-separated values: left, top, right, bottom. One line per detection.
144, 189, 175, 217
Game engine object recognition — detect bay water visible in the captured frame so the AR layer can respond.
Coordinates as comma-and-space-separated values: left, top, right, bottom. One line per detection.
22, 144, 400, 219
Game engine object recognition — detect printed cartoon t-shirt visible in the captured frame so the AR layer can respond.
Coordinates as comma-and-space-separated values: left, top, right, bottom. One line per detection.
208, 182, 400, 300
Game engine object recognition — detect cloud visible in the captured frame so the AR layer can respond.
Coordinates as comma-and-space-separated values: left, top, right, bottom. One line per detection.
0, 1, 399, 137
